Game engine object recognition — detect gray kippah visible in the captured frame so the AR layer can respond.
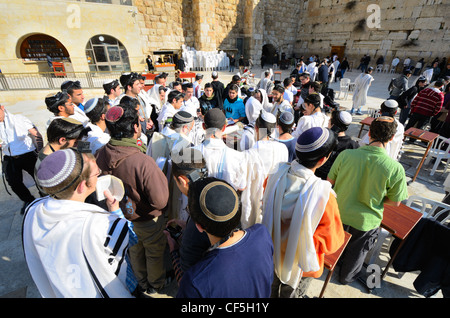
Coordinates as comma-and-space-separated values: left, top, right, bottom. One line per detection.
383, 99, 398, 109
84, 97, 98, 114
173, 110, 194, 125
279, 111, 294, 125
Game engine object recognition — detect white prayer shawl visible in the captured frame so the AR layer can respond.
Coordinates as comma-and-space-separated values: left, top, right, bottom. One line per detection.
307, 62, 318, 81
138, 89, 155, 120
292, 111, 329, 140
262, 161, 332, 288
259, 88, 272, 113
0, 110, 36, 156
147, 84, 164, 114
194, 138, 247, 191
240, 147, 266, 229
359, 118, 405, 160
157, 102, 178, 132
180, 97, 200, 118
352, 73, 374, 108
23, 197, 132, 298
245, 96, 263, 125
84, 123, 110, 155
239, 124, 256, 151
252, 139, 289, 178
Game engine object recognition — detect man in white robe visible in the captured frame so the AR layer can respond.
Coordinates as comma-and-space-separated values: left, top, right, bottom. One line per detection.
351, 67, 374, 115
23, 149, 133, 298
156, 90, 184, 132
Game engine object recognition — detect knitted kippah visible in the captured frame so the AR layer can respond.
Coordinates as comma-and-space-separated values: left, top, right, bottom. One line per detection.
260, 110, 276, 124
84, 97, 98, 114
36, 149, 77, 188
296, 126, 329, 153
279, 111, 294, 125
199, 181, 239, 222
105, 106, 124, 122
173, 110, 194, 124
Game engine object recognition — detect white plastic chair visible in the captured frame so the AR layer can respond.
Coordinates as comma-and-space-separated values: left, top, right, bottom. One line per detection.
383, 64, 390, 73
376, 64, 383, 73
337, 78, 351, 100
422, 135, 450, 176
406, 195, 450, 224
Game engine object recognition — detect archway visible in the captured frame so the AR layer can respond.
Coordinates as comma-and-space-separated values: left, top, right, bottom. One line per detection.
262, 44, 276, 68
19, 33, 70, 62
85, 35, 130, 72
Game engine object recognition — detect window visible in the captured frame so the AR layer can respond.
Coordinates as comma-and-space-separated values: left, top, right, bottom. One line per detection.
85, 35, 130, 72
20, 34, 70, 62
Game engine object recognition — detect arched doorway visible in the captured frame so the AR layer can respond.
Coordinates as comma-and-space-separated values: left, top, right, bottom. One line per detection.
262, 44, 276, 68
85, 35, 130, 72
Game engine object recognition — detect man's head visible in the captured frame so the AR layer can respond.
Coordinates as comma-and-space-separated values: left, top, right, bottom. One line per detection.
211, 71, 219, 80
303, 93, 321, 115
271, 85, 285, 103
264, 71, 271, 78
283, 77, 293, 88
416, 76, 427, 88
61, 80, 84, 106
228, 84, 239, 100
119, 72, 141, 96
403, 69, 412, 77
167, 90, 184, 109
203, 83, 214, 98
171, 147, 207, 196
255, 111, 276, 140
45, 91, 74, 116
232, 75, 241, 84
308, 81, 321, 94
195, 74, 204, 83
434, 79, 445, 89
46, 118, 86, 149
182, 82, 194, 100
368, 116, 398, 144
380, 99, 398, 117
103, 79, 121, 98
84, 97, 110, 124
36, 149, 98, 200
170, 110, 194, 135
277, 111, 295, 134
299, 72, 310, 85
365, 66, 374, 74
105, 105, 140, 140
172, 81, 182, 92
329, 110, 352, 134
203, 108, 226, 136
188, 177, 241, 239
295, 127, 337, 169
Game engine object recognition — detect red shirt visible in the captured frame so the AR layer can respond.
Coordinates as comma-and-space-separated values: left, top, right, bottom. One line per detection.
411, 87, 444, 117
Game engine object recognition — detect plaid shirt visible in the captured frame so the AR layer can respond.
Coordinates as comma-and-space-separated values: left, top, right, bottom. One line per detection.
411, 87, 444, 117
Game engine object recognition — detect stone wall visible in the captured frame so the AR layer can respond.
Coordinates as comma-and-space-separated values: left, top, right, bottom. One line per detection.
294, 0, 450, 66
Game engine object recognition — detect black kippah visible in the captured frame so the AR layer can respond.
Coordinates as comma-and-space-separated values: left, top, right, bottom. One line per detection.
199, 181, 239, 222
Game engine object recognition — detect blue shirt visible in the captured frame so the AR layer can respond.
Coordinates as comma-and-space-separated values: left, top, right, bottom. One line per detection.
176, 224, 274, 298
224, 98, 245, 120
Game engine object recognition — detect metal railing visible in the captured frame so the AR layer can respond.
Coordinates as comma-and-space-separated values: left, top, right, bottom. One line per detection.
0, 71, 126, 91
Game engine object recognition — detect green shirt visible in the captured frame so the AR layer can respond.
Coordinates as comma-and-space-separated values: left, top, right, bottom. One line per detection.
328, 146, 408, 231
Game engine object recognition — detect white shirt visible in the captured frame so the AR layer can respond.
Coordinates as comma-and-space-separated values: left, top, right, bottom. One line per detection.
292, 111, 329, 139
270, 100, 293, 116
180, 97, 200, 118
283, 90, 294, 104
195, 138, 247, 190
0, 111, 36, 156
157, 102, 178, 132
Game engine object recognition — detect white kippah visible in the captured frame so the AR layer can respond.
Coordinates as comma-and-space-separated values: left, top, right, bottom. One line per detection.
260, 110, 276, 124
384, 99, 398, 108
339, 111, 353, 125
84, 97, 98, 114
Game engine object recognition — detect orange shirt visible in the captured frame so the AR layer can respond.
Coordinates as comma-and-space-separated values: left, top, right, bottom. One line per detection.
302, 192, 345, 278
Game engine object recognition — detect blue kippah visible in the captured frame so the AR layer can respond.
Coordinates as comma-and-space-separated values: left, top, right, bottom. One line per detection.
295, 127, 329, 153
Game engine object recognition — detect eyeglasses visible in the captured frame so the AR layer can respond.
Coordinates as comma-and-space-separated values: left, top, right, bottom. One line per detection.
89, 168, 102, 179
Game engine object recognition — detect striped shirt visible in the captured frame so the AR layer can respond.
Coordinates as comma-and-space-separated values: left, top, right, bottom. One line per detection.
411, 87, 444, 117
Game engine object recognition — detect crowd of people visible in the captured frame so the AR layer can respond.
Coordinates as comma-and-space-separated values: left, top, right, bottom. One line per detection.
1, 52, 449, 299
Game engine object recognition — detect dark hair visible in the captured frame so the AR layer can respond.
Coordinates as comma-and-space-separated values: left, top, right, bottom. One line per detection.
182, 82, 193, 91
295, 129, 337, 168
330, 110, 349, 133
46, 118, 85, 143
167, 90, 184, 104
300, 72, 310, 79
188, 177, 241, 238
380, 102, 397, 117
45, 91, 71, 115
229, 84, 240, 92
256, 113, 276, 139
119, 73, 140, 92
304, 93, 321, 108
103, 80, 120, 95
119, 95, 140, 111
276, 114, 294, 134
86, 97, 110, 124
106, 104, 140, 139
61, 80, 82, 96
369, 117, 398, 144
204, 82, 213, 89
309, 81, 321, 92
171, 81, 181, 88
273, 84, 285, 94
283, 77, 293, 87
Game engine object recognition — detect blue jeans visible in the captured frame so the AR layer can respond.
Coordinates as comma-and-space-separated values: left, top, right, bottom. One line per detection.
229, 65, 235, 72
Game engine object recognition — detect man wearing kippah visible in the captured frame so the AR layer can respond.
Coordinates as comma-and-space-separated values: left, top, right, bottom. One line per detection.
96, 105, 170, 297
262, 127, 345, 298
359, 99, 405, 160
83, 97, 111, 155
177, 178, 274, 298
23, 149, 133, 297
292, 93, 329, 140
328, 116, 408, 285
